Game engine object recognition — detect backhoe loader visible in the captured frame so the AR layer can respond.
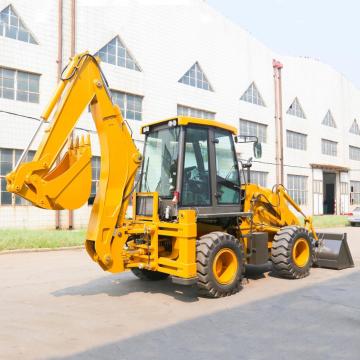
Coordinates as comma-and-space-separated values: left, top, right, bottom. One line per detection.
6, 52, 354, 297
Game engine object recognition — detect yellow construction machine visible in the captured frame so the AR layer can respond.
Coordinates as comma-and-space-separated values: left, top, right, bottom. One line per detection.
6, 52, 354, 297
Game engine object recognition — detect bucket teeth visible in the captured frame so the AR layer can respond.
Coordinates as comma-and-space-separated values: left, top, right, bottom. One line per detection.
85, 133, 90, 146
69, 137, 74, 150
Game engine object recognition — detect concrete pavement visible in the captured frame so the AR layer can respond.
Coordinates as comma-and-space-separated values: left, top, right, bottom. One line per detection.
0, 227, 359, 360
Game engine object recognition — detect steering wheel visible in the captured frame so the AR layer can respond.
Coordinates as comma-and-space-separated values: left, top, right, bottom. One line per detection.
184, 166, 197, 176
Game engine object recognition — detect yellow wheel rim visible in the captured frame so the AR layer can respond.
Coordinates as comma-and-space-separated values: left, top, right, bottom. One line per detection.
212, 248, 238, 285
292, 238, 310, 267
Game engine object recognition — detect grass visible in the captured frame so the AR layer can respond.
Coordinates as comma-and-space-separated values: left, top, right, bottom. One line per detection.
310, 215, 350, 228
0, 215, 351, 251
0, 229, 86, 251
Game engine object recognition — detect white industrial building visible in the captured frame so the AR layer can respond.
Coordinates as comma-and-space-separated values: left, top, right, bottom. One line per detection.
1, 0, 360, 229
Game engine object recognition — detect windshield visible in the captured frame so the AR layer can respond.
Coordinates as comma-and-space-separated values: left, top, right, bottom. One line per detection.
140, 127, 180, 198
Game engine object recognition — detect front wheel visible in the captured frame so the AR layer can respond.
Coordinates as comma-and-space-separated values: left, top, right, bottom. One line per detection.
271, 226, 313, 279
196, 232, 244, 298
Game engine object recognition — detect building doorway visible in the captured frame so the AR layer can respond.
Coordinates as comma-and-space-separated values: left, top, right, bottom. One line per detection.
323, 172, 336, 214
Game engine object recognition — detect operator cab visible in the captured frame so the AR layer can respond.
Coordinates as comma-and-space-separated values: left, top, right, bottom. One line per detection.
139, 117, 244, 221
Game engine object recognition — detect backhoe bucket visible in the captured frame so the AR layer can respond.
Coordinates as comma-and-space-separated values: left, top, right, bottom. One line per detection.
314, 232, 354, 270
6, 135, 92, 210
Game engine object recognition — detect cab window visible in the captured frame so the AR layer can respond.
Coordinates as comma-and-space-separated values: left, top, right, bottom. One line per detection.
214, 130, 240, 204
181, 127, 211, 206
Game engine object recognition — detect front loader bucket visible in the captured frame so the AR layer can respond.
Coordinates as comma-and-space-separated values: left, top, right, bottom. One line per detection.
314, 232, 354, 270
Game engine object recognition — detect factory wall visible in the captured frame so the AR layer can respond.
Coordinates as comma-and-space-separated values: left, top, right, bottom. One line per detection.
0, 0, 359, 228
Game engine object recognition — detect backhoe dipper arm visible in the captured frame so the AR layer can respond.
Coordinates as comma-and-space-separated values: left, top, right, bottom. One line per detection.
6, 52, 142, 272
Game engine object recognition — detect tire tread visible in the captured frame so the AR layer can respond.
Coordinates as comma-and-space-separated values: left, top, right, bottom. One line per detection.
196, 232, 244, 298
271, 226, 312, 279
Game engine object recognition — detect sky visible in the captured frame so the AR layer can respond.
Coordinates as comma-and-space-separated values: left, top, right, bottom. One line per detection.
207, 0, 360, 89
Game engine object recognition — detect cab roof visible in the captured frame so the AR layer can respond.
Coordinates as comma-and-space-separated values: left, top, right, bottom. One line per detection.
141, 116, 238, 135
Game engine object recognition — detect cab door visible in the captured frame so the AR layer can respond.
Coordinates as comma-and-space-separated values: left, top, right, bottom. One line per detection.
211, 128, 241, 213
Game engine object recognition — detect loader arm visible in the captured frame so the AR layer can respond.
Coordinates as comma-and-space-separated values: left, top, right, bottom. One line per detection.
275, 185, 318, 240
244, 183, 354, 270
242, 183, 317, 240
6, 52, 142, 272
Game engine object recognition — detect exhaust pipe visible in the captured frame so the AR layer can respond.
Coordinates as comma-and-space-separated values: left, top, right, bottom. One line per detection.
314, 232, 354, 270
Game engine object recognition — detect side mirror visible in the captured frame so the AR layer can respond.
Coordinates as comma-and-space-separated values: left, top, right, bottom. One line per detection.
253, 142, 262, 159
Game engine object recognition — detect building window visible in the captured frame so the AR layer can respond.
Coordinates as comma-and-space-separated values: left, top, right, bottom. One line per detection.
178, 62, 213, 91
90, 156, 100, 198
322, 110, 336, 128
0, 5, 37, 44
321, 139, 337, 156
177, 104, 215, 120
96, 36, 140, 71
89, 156, 100, 205
350, 181, 360, 205
349, 146, 360, 161
0, 148, 35, 205
287, 174, 307, 205
286, 97, 306, 119
239, 119, 267, 143
240, 82, 265, 106
111, 90, 143, 121
286, 130, 307, 150
0, 68, 14, 100
0, 67, 40, 103
0, 149, 12, 205
350, 119, 360, 135
16, 71, 40, 103
249, 170, 268, 187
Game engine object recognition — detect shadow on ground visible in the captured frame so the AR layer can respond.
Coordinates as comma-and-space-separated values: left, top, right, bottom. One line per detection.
52, 273, 199, 302
51, 263, 273, 303
50, 270, 360, 360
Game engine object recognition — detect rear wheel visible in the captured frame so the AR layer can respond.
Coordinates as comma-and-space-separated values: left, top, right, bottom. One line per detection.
271, 226, 312, 279
131, 268, 169, 281
196, 232, 244, 298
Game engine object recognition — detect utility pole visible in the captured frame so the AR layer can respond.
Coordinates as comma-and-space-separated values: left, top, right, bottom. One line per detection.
273, 59, 284, 185
56, 0, 76, 230
68, 0, 76, 230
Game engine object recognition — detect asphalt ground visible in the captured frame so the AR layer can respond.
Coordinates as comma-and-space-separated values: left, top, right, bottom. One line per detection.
0, 227, 359, 360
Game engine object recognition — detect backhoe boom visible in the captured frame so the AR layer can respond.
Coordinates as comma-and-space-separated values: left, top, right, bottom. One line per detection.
6, 52, 142, 272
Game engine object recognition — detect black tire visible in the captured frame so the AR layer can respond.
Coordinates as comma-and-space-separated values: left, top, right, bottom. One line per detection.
131, 268, 169, 281
271, 226, 313, 279
196, 232, 244, 298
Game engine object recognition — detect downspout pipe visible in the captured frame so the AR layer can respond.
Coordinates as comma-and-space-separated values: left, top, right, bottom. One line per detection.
71, 0, 76, 55
273, 59, 284, 185
68, 0, 76, 230
56, 0, 63, 229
